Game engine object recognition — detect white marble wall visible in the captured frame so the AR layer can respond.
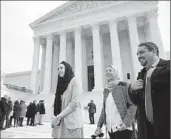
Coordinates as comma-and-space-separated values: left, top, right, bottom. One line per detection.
3, 71, 40, 91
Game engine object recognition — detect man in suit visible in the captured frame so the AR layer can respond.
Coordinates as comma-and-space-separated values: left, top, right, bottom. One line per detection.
128, 42, 170, 139
87, 100, 96, 124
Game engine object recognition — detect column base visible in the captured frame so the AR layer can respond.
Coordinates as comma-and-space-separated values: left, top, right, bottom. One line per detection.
126, 79, 132, 84
41, 90, 52, 94
92, 87, 104, 93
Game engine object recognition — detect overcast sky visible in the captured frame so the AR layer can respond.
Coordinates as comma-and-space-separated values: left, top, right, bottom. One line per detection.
1, 1, 170, 74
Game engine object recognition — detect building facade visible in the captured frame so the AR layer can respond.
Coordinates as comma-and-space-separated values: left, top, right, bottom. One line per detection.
30, 1, 165, 94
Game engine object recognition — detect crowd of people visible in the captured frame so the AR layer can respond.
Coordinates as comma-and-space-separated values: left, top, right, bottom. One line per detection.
0, 95, 46, 131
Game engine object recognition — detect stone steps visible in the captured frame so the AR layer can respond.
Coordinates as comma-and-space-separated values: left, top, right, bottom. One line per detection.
1, 123, 108, 138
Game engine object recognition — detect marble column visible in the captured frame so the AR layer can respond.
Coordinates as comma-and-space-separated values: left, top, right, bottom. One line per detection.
74, 27, 83, 91
99, 33, 105, 88
66, 39, 73, 67
59, 31, 67, 62
51, 38, 60, 94
43, 34, 53, 94
127, 15, 142, 81
148, 9, 165, 58
39, 40, 46, 92
82, 37, 88, 92
71, 41, 75, 72
92, 23, 104, 91
108, 19, 123, 80
31, 37, 40, 94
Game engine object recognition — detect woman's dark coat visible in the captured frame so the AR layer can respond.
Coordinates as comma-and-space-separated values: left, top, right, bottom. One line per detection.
39, 103, 45, 114
13, 104, 20, 119
26, 104, 32, 118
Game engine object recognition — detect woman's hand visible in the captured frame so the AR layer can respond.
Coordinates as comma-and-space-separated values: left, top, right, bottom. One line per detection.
51, 115, 62, 128
51, 116, 57, 128
56, 115, 62, 125
116, 123, 127, 131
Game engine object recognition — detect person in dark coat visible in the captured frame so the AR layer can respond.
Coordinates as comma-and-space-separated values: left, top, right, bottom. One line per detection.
13, 100, 20, 127
38, 100, 45, 125
6, 97, 13, 128
128, 42, 170, 139
18, 100, 27, 126
30, 100, 37, 126
0, 98, 2, 122
0, 95, 8, 130
26, 102, 32, 125
87, 100, 96, 124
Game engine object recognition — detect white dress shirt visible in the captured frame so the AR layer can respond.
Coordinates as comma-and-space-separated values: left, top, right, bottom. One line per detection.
106, 91, 123, 132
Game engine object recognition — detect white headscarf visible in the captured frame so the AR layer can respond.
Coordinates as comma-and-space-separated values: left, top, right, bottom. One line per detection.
105, 65, 120, 91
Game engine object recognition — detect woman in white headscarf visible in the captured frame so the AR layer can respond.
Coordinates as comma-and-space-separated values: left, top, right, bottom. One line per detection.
93, 65, 137, 139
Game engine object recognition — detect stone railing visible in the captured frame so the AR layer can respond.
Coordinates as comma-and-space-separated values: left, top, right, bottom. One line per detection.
3, 84, 32, 93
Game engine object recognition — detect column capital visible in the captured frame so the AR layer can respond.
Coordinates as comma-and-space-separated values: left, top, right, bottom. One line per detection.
59, 30, 67, 36
75, 26, 82, 33
115, 16, 127, 22
46, 34, 53, 40
127, 15, 137, 22
75, 26, 82, 36
91, 22, 100, 30
127, 15, 138, 29
146, 8, 158, 18
40, 38, 46, 46
33, 36, 40, 42
108, 19, 118, 28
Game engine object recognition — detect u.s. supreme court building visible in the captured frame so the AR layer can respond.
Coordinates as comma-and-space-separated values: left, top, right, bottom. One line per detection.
3, 1, 166, 122
29, 1, 165, 95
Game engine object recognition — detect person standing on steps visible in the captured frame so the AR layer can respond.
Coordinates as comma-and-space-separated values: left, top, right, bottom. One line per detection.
87, 100, 96, 124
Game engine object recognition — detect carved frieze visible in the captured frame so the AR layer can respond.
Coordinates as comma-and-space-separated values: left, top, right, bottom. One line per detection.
38, 1, 114, 24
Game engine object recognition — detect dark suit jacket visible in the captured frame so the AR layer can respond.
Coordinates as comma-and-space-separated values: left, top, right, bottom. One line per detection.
129, 59, 170, 139
88, 102, 96, 114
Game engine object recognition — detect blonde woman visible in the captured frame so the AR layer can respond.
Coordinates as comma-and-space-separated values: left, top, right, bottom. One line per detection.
93, 65, 137, 139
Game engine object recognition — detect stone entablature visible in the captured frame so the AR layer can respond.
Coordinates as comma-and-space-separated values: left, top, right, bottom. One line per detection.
39, 1, 116, 24
31, 1, 123, 26
31, 1, 158, 38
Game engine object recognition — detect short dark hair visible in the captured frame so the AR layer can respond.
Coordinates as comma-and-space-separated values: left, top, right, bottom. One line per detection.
138, 42, 159, 56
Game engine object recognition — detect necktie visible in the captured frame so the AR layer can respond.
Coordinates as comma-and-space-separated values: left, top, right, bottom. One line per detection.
145, 68, 154, 123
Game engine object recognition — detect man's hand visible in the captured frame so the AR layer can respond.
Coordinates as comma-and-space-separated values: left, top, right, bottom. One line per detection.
116, 123, 127, 131
131, 79, 144, 91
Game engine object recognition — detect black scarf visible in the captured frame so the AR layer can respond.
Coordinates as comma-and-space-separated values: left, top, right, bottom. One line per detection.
54, 61, 74, 116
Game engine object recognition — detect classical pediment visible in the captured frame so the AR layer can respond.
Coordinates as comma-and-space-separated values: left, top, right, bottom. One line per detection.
31, 1, 118, 26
